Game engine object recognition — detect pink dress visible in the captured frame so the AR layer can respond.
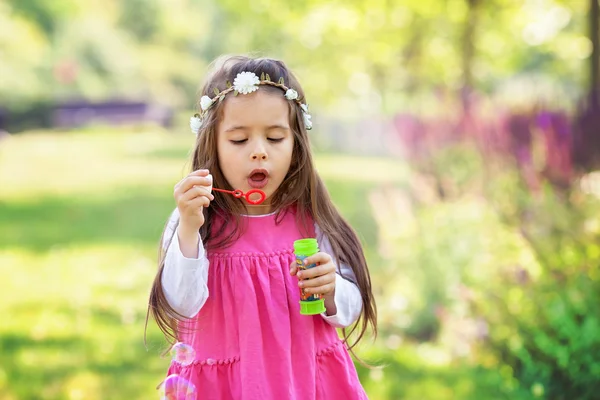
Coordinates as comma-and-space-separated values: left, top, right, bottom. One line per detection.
167, 210, 368, 399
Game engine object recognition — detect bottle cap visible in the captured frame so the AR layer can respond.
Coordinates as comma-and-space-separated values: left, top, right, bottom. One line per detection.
293, 238, 319, 256
299, 299, 326, 315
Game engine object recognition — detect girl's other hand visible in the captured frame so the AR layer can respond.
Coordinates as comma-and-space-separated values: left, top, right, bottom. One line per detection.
289, 252, 336, 298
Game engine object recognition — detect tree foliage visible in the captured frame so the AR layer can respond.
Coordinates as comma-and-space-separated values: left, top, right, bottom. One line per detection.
0, 0, 592, 116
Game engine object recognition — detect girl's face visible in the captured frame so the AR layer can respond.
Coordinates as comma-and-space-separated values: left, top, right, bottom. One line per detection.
216, 90, 294, 213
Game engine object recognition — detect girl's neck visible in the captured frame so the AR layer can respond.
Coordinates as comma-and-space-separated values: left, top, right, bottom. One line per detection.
242, 204, 275, 216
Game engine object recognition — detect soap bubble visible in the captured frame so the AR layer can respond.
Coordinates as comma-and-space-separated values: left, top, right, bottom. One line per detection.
158, 374, 196, 400
170, 342, 196, 366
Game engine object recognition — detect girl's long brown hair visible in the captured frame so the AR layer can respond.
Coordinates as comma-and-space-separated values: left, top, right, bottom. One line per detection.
146, 55, 377, 354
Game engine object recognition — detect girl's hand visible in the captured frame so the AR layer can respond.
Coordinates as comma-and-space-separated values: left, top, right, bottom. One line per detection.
289, 252, 336, 299
174, 169, 214, 236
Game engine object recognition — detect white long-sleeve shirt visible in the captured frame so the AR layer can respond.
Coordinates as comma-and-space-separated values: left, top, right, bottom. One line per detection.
161, 209, 363, 328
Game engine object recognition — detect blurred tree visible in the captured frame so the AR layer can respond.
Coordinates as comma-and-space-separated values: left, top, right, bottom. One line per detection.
4, 0, 77, 36
118, 0, 161, 42
0, 0, 593, 129
590, 0, 599, 103
461, 0, 480, 100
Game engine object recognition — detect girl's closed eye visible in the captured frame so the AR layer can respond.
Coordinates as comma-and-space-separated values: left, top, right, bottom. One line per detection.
230, 139, 248, 144
268, 137, 284, 143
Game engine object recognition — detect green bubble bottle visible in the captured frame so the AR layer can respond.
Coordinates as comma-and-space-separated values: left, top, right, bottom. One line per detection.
293, 238, 326, 315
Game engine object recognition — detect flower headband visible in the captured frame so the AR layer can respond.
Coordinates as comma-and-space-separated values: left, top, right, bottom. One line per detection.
190, 71, 312, 135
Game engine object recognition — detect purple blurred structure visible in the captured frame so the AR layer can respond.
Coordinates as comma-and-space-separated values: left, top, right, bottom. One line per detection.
574, 91, 600, 172
52, 100, 173, 129
393, 93, 600, 191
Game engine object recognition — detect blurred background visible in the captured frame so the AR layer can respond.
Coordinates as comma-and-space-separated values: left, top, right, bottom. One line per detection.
1, 0, 600, 399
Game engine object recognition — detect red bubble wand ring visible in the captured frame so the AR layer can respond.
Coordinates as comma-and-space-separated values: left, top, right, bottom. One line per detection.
212, 188, 266, 205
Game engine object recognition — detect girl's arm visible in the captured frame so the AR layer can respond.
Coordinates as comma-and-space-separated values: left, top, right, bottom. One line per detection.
161, 209, 210, 318
315, 223, 363, 328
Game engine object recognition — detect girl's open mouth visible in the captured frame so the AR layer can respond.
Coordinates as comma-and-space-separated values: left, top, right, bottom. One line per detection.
248, 169, 269, 189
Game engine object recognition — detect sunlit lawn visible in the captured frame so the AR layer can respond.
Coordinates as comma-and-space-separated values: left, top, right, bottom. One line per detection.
1, 126, 524, 399
0, 127, 412, 399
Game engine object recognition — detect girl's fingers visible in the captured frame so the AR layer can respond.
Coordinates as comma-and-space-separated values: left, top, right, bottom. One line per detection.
298, 273, 335, 288
180, 185, 214, 202
174, 169, 209, 189
302, 283, 335, 296
188, 196, 210, 209
289, 261, 298, 276
296, 263, 335, 280
191, 169, 210, 176
176, 175, 213, 195
180, 196, 209, 213
301, 252, 332, 268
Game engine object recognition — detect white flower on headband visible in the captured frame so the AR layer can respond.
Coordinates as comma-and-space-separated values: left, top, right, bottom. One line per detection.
190, 115, 202, 135
285, 89, 298, 100
303, 112, 312, 130
299, 103, 312, 130
200, 95, 213, 111
233, 72, 260, 94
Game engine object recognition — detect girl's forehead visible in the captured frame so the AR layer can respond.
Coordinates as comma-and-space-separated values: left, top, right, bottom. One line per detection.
220, 90, 290, 129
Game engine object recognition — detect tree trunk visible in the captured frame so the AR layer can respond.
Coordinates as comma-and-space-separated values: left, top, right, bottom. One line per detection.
591, 0, 599, 105
461, 0, 480, 113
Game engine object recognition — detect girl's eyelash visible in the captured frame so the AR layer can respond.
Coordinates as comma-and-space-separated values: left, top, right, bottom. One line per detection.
231, 138, 283, 144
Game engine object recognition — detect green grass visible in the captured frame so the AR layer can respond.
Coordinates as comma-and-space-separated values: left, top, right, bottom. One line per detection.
0, 129, 195, 399
0, 128, 509, 399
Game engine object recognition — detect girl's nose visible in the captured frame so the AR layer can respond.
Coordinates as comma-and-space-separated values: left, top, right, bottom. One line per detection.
250, 146, 268, 160
251, 152, 267, 160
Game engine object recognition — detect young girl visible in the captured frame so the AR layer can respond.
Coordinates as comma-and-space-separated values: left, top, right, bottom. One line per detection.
147, 55, 377, 399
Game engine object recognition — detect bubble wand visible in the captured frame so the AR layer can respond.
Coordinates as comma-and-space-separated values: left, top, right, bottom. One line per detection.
211, 188, 266, 205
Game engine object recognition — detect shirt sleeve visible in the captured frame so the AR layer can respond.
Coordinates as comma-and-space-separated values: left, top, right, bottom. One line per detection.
315, 223, 363, 328
160, 209, 210, 318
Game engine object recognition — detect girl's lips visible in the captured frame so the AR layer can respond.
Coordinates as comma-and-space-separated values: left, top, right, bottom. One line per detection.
247, 176, 269, 188
248, 169, 269, 188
